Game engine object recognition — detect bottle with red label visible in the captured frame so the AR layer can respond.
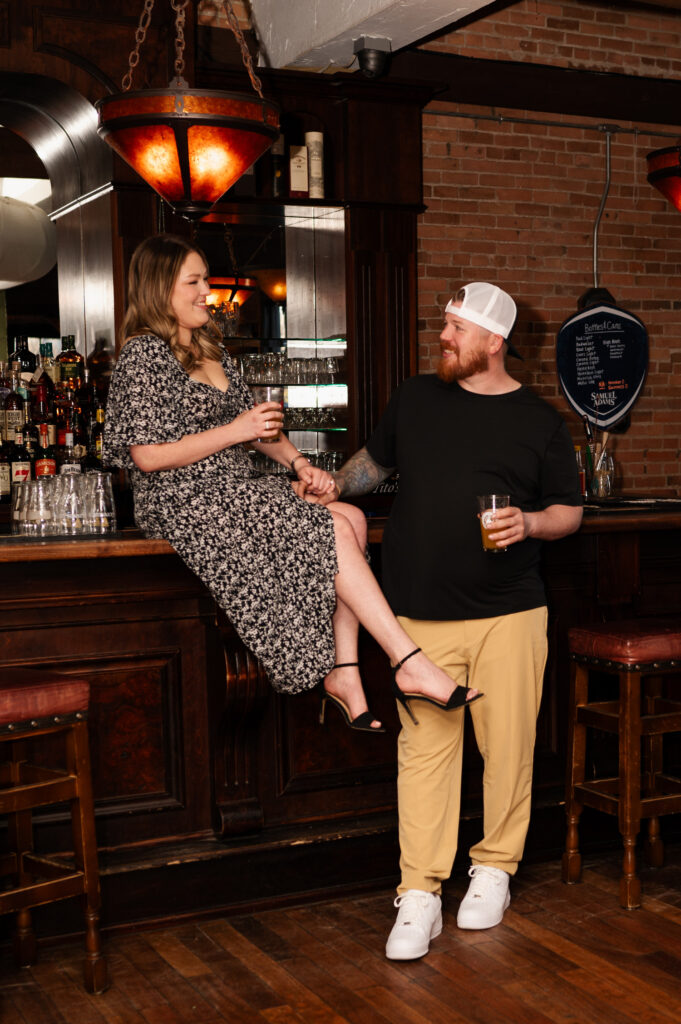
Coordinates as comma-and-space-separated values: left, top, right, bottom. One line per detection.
35, 424, 57, 477
10, 429, 31, 486
0, 433, 10, 502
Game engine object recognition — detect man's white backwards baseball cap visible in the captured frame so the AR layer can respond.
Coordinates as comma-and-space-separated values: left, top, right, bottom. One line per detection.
445, 282, 521, 358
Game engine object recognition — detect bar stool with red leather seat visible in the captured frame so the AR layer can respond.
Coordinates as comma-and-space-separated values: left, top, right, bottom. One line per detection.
0, 667, 108, 992
562, 618, 681, 909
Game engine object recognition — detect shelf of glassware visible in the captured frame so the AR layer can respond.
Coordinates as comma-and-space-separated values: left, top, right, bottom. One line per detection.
240, 338, 348, 472
242, 339, 347, 428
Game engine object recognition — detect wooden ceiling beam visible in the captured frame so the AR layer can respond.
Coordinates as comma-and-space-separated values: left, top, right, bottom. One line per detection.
389, 49, 681, 127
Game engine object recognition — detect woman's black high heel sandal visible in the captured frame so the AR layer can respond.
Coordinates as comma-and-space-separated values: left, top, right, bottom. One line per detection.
319, 663, 386, 733
391, 648, 484, 725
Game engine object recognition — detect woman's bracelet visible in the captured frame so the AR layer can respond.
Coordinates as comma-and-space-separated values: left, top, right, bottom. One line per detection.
290, 454, 310, 473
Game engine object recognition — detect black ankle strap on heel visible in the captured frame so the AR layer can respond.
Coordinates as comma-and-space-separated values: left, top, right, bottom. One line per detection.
392, 648, 422, 674
333, 662, 359, 669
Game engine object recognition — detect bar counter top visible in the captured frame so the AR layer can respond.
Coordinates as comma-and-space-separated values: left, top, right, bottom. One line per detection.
1, 496, 680, 561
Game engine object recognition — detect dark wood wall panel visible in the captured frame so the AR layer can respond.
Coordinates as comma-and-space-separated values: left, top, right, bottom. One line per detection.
0, 555, 221, 854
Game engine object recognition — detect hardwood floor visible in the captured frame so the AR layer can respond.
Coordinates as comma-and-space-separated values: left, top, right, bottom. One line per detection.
2, 844, 681, 1023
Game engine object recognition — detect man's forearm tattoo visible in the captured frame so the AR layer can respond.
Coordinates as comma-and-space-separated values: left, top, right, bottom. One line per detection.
334, 446, 394, 497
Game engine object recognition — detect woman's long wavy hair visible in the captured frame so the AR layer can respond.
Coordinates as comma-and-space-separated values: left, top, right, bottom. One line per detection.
120, 233, 223, 372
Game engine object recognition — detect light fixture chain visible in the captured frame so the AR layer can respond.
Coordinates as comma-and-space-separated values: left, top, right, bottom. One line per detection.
122, 0, 157, 92
170, 0, 188, 80
220, 0, 264, 100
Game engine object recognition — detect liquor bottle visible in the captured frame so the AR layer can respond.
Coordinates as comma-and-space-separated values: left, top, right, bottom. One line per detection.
57, 431, 82, 474
574, 445, 587, 499
34, 424, 57, 477
0, 361, 11, 421
271, 135, 286, 197
0, 434, 10, 502
32, 380, 54, 441
33, 351, 56, 406
84, 401, 106, 470
55, 388, 75, 448
289, 144, 309, 197
3, 365, 25, 445
56, 334, 85, 385
39, 341, 60, 386
23, 402, 39, 463
75, 368, 97, 429
14, 362, 30, 407
86, 337, 114, 400
8, 336, 37, 373
70, 404, 88, 461
10, 429, 31, 486
305, 131, 324, 199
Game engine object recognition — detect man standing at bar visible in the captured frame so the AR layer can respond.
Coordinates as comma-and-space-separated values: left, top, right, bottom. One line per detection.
314, 283, 582, 957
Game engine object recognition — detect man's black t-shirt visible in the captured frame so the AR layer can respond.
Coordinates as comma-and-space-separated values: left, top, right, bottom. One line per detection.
366, 375, 582, 621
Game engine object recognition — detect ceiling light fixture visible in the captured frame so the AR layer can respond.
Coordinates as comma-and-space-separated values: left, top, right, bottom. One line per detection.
96, 0, 279, 220
646, 145, 681, 212
207, 276, 257, 307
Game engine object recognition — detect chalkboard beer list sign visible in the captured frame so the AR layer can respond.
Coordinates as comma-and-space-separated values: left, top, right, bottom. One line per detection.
556, 304, 648, 429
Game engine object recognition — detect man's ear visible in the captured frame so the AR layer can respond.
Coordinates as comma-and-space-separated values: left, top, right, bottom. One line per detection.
489, 332, 505, 356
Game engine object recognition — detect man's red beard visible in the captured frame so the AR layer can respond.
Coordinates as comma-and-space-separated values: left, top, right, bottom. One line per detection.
436, 347, 489, 383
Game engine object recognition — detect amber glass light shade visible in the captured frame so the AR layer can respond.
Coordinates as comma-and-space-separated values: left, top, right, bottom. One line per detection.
96, 87, 279, 219
207, 277, 258, 307
646, 146, 681, 212
256, 269, 287, 303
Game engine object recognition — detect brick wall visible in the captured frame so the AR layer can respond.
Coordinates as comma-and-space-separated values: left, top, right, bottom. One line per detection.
422, 0, 681, 80
418, 0, 681, 494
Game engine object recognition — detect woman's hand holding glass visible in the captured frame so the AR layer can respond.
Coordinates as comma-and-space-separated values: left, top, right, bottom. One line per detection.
239, 401, 284, 444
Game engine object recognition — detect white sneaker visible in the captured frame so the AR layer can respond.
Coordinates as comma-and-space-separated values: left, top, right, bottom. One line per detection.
385, 889, 442, 960
456, 865, 510, 929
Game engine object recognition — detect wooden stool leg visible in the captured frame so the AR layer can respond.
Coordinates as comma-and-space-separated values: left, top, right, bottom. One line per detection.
563, 662, 588, 884
643, 677, 664, 869
6, 741, 39, 967
8, 809, 38, 966
619, 671, 642, 909
13, 909, 38, 968
67, 723, 108, 994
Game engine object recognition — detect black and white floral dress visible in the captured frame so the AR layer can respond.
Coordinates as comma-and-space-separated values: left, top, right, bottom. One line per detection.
102, 334, 338, 693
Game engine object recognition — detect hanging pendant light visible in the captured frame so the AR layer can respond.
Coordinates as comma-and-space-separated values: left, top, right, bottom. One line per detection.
96, 0, 279, 220
646, 145, 681, 212
207, 276, 258, 307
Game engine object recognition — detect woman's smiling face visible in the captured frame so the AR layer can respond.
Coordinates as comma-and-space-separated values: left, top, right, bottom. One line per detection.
170, 251, 212, 346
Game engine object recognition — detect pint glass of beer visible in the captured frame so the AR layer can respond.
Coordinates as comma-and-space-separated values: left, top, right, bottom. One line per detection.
477, 493, 510, 553
250, 385, 284, 443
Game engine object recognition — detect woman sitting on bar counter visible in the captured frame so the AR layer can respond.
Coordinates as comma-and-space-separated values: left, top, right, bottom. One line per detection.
103, 234, 480, 732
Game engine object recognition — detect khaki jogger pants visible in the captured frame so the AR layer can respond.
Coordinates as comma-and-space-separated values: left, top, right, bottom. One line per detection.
395, 607, 548, 895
